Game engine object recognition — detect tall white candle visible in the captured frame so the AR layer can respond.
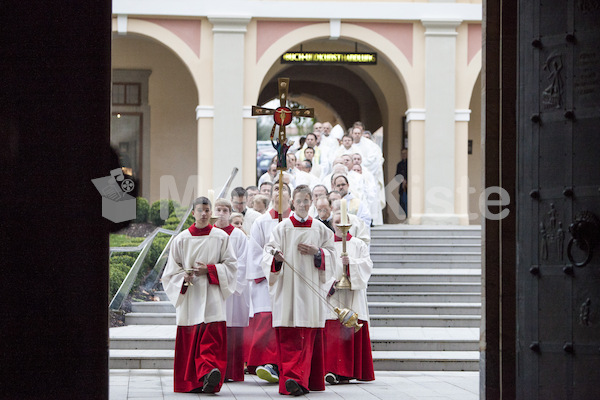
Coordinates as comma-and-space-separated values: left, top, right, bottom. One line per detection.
341, 198, 348, 225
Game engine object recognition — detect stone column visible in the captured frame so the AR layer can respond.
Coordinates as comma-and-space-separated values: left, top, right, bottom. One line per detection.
208, 16, 250, 191
421, 19, 462, 224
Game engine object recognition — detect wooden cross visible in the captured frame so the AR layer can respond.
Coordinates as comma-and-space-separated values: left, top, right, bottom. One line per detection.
252, 78, 314, 221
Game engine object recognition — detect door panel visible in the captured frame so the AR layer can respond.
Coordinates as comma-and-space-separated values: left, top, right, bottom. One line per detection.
518, 1, 600, 398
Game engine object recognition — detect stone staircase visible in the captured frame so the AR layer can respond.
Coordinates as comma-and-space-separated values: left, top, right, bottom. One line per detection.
110, 224, 482, 371
368, 225, 481, 371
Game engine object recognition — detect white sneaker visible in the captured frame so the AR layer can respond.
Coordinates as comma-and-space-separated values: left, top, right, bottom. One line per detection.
256, 364, 279, 383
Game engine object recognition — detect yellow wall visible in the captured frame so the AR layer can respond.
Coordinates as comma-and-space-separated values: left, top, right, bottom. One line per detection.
112, 35, 198, 203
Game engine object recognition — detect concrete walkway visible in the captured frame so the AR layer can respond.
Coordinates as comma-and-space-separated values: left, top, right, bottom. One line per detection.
110, 369, 479, 400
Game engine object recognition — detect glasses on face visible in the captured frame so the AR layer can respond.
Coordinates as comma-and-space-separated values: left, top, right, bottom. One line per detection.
232, 201, 245, 206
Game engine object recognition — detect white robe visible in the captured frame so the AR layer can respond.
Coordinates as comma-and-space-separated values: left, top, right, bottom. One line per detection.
344, 192, 372, 227
246, 209, 289, 316
243, 207, 261, 235
348, 213, 371, 247
224, 227, 250, 327
353, 138, 385, 224
327, 236, 373, 322
262, 215, 335, 328
162, 227, 238, 326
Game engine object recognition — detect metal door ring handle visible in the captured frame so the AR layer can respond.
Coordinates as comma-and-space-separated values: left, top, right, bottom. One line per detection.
567, 237, 593, 267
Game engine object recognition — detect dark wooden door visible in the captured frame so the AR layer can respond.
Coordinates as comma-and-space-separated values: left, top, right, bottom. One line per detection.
517, 1, 600, 398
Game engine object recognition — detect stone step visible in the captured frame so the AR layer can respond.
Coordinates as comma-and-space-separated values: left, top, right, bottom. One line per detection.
156, 291, 169, 301
131, 301, 175, 313
369, 268, 481, 283
367, 282, 480, 293
371, 225, 481, 237
370, 327, 479, 352
370, 243, 481, 252
370, 252, 481, 262
125, 312, 175, 325
110, 349, 174, 369
371, 350, 479, 371
367, 292, 481, 303
373, 260, 481, 269
109, 349, 479, 371
368, 302, 481, 316
369, 236, 481, 245
370, 314, 480, 328
111, 336, 175, 350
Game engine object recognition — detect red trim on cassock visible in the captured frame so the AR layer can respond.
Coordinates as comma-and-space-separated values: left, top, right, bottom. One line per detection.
276, 327, 325, 394
174, 322, 227, 393
246, 312, 278, 368
254, 277, 266, 284
334, 233, 353, 242
188, 224, 213, 236
316, 248, 325, 270
207, 264, 219, 285
218, 224, 235, 236
290, 215, 313, 227
271, 258, 282, 272
269, 208, 291, 220
225, 327, 245, 382
323, 319, 375, 382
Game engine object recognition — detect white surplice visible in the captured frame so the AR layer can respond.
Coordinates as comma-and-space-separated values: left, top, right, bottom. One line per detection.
262, 215, 335, 328
327, 235, 373, 322
161, 226, 237, 326
224, 227, 250, 327
246, 208, 290, 316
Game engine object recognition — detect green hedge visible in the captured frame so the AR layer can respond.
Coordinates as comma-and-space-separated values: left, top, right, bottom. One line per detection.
109, 252, 139, 300
135, 197, 150, 223
149, 199, 179, 226
163, 207, 195, 231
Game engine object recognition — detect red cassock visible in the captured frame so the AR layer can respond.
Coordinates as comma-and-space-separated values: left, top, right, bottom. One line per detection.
276, 327, 326, 394
246, 311, 278, 371
324, 319, 375, 381
174, 322, 227, 393
225, 327, 245, 381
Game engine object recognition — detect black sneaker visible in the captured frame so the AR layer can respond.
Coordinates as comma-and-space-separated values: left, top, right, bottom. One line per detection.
285, 379, 304, 396
325, 372, 340, 385
202, 368, 221, 393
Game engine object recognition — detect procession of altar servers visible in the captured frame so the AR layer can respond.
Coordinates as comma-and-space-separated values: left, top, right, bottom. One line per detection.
161, 182, 375, 395
258, 120, 386, 227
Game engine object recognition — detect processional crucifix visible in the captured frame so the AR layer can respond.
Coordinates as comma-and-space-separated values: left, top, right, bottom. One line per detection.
252, 78, 314, 221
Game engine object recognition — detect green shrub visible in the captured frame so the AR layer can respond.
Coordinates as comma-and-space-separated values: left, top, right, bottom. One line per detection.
135, 197, 149, 223
109, 234, 145, 247
110, 254, 137, 268
149, 199, 179, 226
109, 263, 128, 299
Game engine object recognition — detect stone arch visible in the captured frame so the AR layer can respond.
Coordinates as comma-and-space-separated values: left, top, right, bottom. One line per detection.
250, 22, 416, 109
112, 18, 203, 101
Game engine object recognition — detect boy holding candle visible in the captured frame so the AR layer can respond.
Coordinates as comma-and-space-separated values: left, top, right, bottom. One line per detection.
323, 205, 375, 385
161, 196, 238, 393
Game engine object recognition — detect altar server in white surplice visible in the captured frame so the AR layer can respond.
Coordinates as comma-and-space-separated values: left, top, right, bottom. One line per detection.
245, 182, 292, 384
213, 198, 250, 382
161, 196, 238, 394
323, 210, 375, 385
262, 184, 335, 396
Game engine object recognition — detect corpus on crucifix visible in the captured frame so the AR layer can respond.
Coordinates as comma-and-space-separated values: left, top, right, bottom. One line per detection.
252, 78, 314, 221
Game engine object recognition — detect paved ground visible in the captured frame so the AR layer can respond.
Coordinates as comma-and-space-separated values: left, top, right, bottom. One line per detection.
110, 369, 479, 400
